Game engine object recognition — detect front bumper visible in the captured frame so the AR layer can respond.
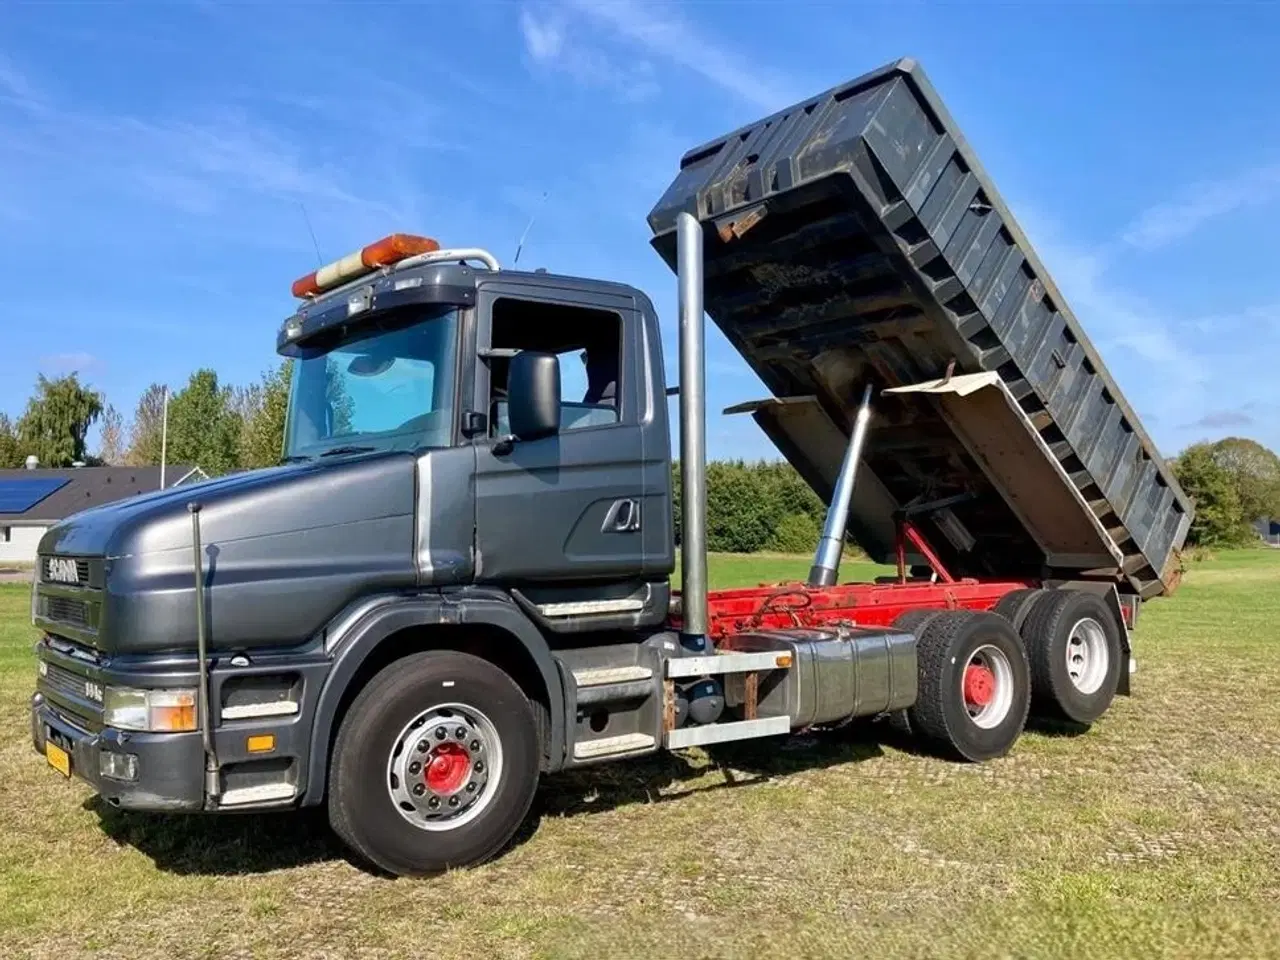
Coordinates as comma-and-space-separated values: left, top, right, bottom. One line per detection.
31, 693, 207, 812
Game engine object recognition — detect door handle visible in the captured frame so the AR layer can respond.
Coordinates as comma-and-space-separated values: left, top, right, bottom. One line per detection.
603, 498, 642, 533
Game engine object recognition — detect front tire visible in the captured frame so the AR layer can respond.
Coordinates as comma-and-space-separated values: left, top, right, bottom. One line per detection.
906, 611, 1031, 762
328, 651, 541, 877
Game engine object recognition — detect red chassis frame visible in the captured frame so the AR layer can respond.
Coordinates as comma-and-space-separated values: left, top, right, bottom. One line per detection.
688, 520, 1035, 641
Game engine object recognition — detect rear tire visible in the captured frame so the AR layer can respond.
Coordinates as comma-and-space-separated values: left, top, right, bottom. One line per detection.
906, 611, 1030, 762
993, 588, 1047, 633
886, 609, 947, 736
1020, 590, 1122, 724
328, 651, 540, 877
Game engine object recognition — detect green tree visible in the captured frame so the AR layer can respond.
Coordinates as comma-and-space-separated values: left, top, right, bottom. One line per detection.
768, 511, 822, 553
1172, 443, 1251, 547
705, 460, 784, 553
238, 361, 293, 469
125, 383, 169, 466
15, 373, 103, 467
325, 358, 354, 435
1209, 437, 1280, 522
166, 369, 242, 476
0, 414, 21, 468
96, 405, 127, 465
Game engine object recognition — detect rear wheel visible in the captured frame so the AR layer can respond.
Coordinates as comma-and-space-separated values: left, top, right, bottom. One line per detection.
328, 651, 540, 877
993, 588, 1047, 633
885, 609, 948, 736
906, 611, 1030, 761
1020, 590, 1122, 724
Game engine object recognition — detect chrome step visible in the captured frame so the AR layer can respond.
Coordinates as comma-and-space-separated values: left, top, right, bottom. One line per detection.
217, 782, 296, 807
573, 665, 654, 686
573, 732, 657, 760
664, 715, 791, 749
666, 651, 792, 680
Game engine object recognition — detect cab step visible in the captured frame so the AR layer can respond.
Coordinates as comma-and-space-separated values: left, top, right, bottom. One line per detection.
573, 732, 657, 760
664, 715, 790, 749
572, 665, 654, 686
217, 783, 297, 807
666, 650, 792, 679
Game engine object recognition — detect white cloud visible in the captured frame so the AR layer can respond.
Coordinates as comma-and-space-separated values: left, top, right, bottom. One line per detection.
519, 5, 658, 102
1184, 408, 1255, 430
0, 53, 38, 105
520, 8, 564, 62
1182, 301, 1280, 337
564, 0, 798, 111
39, 352, 99, 374
1121, 164, 1280, 250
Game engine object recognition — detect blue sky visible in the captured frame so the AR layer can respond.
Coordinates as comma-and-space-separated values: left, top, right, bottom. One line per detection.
3, 0, 1279, 460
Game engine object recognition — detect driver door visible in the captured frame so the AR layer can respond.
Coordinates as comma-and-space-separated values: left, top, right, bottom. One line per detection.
471, 282, 664, 585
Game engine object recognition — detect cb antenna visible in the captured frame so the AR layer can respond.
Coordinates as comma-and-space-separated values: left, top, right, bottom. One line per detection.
298, 201, 324, 266
513, 191, 549, 266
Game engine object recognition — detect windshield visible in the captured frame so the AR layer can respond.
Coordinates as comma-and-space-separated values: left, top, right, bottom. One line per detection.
284, 308, 459, 460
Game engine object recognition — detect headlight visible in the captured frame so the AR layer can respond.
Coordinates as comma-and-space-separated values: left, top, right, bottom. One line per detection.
103, 687, 198, 732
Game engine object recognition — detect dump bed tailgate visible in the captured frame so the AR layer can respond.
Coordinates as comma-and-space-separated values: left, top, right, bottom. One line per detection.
648, 58, 1191, 598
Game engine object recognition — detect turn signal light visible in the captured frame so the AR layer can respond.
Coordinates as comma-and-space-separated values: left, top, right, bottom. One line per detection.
291, 234, 440, 298
246, 734, 276, 754
152, 695, 198, 733
103, 687, 198, 732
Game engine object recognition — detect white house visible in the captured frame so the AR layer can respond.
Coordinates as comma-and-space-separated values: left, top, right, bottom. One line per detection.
0, 463, 205, 566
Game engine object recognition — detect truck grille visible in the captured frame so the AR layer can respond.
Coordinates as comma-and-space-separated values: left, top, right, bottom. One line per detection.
42, 596, 91, 628
35, 554, 104, 643
42, 557, 91, 585
37, 642, 105, 729
42, 660, 91, 702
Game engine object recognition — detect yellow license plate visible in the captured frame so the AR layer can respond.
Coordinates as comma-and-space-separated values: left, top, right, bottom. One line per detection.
45, 742, 71, 778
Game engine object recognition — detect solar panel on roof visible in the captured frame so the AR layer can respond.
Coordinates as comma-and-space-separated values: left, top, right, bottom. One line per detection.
0, 477, 71, 514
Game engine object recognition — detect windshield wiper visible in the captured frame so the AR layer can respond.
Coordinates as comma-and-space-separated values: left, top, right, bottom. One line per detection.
282, 455, 312, 463
318, 445, 376, 458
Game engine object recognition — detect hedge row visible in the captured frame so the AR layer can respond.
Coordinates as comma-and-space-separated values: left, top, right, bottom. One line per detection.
671, 460, 830, 554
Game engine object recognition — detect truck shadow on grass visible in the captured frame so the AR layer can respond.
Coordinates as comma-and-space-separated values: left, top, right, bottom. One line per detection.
85, 798, 345, 876
536, 724, 886, 821
83, 725, 888, 877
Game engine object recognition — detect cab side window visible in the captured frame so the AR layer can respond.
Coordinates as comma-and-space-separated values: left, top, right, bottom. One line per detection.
488, 298, 623, 436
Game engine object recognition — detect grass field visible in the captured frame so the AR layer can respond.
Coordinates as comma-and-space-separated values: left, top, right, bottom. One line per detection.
2, 551, 1279, 959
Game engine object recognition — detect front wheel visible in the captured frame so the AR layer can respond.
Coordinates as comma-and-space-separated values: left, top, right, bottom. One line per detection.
906, 611, 1031, 762
328, 651, 541, 877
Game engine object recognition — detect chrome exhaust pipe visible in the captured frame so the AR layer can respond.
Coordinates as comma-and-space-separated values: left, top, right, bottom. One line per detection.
808, 384, 874, 587
676, 211, 708, 644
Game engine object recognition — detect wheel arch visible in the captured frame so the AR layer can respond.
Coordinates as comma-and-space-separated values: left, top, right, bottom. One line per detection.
302, 597, 565, 806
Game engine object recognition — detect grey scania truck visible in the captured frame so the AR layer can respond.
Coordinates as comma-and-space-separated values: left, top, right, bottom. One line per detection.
30, 59, 1191, 877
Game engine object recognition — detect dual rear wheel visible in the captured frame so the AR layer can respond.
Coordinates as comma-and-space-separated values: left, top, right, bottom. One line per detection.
891, 589, 1124, 761
895, 610, 1031, 762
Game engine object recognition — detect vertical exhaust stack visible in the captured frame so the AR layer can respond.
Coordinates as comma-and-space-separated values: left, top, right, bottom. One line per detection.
808, 384, 874, 588
676, 212, 708, 646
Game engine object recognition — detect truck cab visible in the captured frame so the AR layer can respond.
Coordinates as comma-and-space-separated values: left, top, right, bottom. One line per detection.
277, 244, 676, 621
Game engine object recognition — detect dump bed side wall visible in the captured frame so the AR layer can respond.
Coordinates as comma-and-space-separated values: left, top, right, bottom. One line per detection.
649, 58, 1191, 597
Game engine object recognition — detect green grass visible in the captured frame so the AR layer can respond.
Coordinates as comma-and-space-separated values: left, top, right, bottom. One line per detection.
3, 551, 1280, 958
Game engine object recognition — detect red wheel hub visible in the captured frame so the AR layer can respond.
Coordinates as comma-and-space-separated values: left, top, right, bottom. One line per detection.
424, 742, 471, 795
963, 664, 996, 708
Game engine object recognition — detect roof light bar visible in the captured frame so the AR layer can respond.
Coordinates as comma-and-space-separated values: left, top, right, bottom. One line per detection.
291, 234, 440, 299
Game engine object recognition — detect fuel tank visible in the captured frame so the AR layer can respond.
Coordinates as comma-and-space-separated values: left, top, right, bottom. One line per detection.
722, 625, 916, 727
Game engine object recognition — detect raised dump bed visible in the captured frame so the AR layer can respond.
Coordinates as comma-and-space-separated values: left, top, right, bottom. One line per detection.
649, 57, 1191, 599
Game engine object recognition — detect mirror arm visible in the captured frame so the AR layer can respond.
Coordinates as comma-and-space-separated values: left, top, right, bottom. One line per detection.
493, 435, 517, 457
